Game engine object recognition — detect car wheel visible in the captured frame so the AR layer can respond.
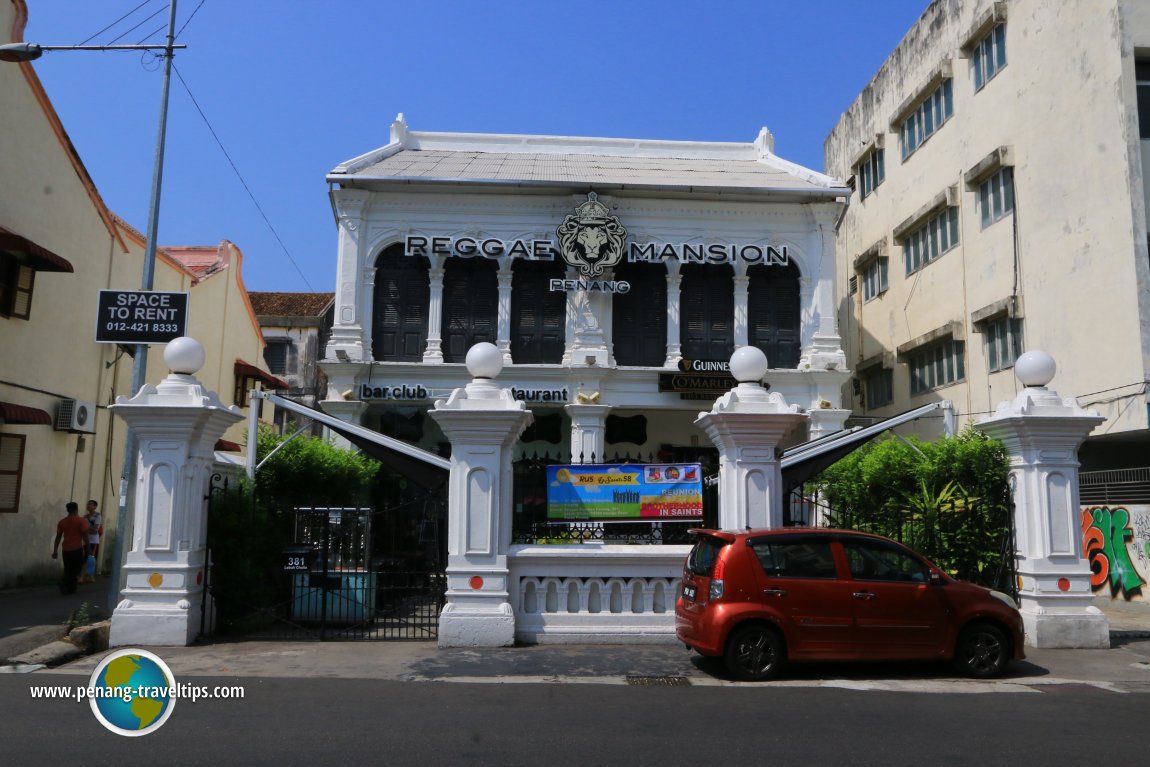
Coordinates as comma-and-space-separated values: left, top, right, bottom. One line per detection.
954, 623, 1009, 679
725, 625, 785, 681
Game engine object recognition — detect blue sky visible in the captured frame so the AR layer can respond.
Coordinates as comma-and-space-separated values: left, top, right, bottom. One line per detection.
24, 1, 926, 293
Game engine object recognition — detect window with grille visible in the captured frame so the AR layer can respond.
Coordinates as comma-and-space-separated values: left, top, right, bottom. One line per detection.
904, 207, 960, 274
0, 257, 35, 320
442, 256, 498, 363
372, 244, 429, 361
863, 367, 894, 410
857, 148, 885, 199
0, 433, 25, 513
908, 339, 965, 395
900, 80, 953, 160
748, 262, 801, 369
978, 167, 1015, 228
972, 23, 1007, 91
862, 258, 888, 302
681, 263, 734, 361
984, 315, 1023, 372
612, 260, 667, 366
511, 258, 567, 364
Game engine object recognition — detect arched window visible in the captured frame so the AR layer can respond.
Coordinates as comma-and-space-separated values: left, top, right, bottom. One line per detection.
680, 263, 734, 361
372, 244, 428, 361
511, 258, 566, 364
612, 260, 666, 366
442, 256, 498, 363
748, 261, 802, 369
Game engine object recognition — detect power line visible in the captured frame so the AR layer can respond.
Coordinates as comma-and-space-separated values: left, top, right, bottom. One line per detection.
175, 0, 208, 40
171, 63, 316, 291
106, 4, 168, 46
75, 0, 157, 46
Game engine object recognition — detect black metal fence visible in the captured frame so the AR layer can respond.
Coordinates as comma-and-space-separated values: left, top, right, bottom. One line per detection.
511, 451, 718, 544
785, 483, 1018, 600
201, 475, 446, 642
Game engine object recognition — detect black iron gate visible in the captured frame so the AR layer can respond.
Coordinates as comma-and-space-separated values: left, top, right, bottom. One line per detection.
201, 477, 446, 642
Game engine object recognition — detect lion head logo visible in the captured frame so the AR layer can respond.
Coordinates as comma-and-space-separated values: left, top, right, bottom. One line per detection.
556, 193, 627, 278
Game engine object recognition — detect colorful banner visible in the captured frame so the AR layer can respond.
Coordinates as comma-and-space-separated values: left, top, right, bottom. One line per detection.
545, 463, 704, 522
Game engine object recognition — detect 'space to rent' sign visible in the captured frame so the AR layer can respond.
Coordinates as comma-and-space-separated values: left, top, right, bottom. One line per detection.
95, 290, 189, 344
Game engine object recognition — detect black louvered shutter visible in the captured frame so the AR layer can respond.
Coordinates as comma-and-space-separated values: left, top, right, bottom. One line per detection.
511, 259, 566, 363
372, 244, 428, 361
748, 262, 801, 369
442, 257, 498, 363
681, 263, 734, 360
612, 261, 666, 366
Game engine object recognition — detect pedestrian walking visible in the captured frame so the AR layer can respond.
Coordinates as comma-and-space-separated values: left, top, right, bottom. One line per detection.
52, 501, 89, 594
81, 499, 102, 583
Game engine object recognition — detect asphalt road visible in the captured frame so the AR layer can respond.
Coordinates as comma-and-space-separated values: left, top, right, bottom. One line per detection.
1, 674, 1143, 766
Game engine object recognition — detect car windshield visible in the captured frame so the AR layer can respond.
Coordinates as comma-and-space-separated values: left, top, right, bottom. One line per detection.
686, 536, 726, 576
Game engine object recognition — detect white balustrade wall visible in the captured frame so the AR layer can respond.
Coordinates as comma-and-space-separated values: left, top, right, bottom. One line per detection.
508, 544, 691, 644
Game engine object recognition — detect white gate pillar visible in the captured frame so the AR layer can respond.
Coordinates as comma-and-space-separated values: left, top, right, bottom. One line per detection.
108, 338, 243, 647
695, 347, 807, 530
565, 403, 610, 463
975, 351, 1109, 648
429, 343, 534, 647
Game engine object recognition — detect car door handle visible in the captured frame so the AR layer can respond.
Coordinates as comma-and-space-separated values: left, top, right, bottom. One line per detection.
852, 591, 876, 600
763, 588, 787, 597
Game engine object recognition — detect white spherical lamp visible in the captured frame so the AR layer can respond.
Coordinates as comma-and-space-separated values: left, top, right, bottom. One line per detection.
164, 336, 205, 375
729, 346, 769, 384
466, 342, 504, 379
1015, 350, 1056, 388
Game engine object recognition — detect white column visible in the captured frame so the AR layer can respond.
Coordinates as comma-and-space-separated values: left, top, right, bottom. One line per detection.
429, 343, 534, 647
798, 205, 847, 372
360, 265, 376, 361
664, 265, 683, 367
975, 351, 1109, 648
807, 407, 851, 441
565, 403, 610, 464
423, 260, 445, 363
328, 191, 368, 360
318, 399, 369, 450
733, 268, 749, 349
496, 260, 513, 363
695, 347, 808, 530
108, 338, 244, 647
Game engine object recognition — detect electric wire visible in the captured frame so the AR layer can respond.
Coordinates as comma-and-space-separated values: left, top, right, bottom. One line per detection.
171, 63, 316, 291
75, 0, 156, 46
175, 0, 208, 40
106, 4, 168, 46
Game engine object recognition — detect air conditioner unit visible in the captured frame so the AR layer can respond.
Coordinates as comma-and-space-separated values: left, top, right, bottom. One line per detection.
56, 399, 97, 434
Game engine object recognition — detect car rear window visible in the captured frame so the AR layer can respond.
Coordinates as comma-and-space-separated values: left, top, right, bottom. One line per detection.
750, 538, 837, 579
686, 536, 726, 576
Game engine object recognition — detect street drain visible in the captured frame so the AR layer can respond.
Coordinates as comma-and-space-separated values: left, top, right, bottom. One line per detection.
625, 675, 691, 686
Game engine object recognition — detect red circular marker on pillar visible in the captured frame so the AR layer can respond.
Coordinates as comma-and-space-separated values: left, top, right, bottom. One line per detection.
469, 576, 484, 590
1057, 577, 1071, 592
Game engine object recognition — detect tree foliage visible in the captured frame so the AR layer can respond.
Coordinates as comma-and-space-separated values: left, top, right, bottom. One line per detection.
812, 427, 1014, 590
205, 427, 380, 633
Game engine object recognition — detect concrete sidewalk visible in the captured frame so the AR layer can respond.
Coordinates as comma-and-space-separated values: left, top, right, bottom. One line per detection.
0, 578, 111, 664
5, 582, 1150, 691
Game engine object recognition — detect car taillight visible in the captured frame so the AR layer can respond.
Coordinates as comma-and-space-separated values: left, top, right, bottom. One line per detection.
710, 556, 726, 600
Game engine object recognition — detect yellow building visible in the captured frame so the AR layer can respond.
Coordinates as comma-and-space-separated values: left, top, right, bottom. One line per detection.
0, 0, 281, 587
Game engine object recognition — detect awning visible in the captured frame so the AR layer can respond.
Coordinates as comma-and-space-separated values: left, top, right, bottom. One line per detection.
0, 401, 53, 426
0, 227, 74, 273
234, 359, 289, 390
780, 401, 953, 494
262, 393, 450, 490
214, 439, 242, 452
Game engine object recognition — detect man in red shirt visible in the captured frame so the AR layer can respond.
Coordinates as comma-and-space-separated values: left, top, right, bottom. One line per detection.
52, 502, 89, 595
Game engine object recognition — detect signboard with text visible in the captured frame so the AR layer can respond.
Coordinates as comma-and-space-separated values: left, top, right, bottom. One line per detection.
545, 463, 704, 522
95, 290, 188, 344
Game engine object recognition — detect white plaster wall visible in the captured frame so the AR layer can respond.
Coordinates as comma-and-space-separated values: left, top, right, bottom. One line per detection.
826, 0, 1150, 437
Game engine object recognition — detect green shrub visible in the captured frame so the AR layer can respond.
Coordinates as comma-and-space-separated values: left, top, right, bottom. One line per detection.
812, 427, 1013, 590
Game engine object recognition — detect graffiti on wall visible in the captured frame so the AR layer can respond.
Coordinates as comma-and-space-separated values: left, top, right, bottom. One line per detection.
1082, 506, 1149, 601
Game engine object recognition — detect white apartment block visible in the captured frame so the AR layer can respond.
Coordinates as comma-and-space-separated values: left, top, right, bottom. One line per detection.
825, 0, 1150, 472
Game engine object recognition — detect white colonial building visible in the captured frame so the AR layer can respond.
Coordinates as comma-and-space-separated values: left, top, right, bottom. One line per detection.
320, 116, 853, 464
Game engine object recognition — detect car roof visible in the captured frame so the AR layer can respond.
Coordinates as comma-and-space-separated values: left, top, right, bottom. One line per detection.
690, 527, 894, 544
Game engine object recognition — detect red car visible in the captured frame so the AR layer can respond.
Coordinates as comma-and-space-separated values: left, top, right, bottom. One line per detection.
676, 528, 1025, 681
